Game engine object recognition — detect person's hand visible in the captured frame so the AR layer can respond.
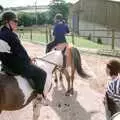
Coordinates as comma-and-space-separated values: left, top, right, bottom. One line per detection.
30, 56, 36, 64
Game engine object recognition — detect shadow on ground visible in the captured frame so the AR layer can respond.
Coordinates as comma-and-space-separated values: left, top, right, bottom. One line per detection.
48, 85, 99, 120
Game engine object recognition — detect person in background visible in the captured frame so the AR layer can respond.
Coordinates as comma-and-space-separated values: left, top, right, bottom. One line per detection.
0, 11, 47, 96
105, 60, 120, 115
106, 60, 120, 102
46, 13, 69, 53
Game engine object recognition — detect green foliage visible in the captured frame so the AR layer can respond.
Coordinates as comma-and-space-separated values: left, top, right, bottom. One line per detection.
48, 0, 69, 24
88, 34, 92, 40
18, 12, 48, 26
37, 12, 47, 25
0, 5, 3, 13
18, 12, 33, 26
97, 37, 102, 44
17, 0, 69, 26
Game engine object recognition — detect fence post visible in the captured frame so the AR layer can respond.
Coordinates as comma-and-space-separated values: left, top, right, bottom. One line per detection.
30, 29, 32, 42
72, 32, 74, 45
45, 24, 48, 44
112, 29, 115, 50
49, 25, 52, 42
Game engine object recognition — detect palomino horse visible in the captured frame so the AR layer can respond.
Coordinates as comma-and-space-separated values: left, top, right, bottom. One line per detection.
0, 50, 66, 120
52, 43, 90, 96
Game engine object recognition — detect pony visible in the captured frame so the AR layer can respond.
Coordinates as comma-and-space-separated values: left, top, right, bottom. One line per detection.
52, 43, 90, 96
0, 50, 66, 120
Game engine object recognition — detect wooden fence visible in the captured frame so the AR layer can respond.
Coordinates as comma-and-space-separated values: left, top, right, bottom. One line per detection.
17, 26, 120, 50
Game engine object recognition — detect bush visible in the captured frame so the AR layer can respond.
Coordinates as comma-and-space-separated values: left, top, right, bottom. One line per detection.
88, 34, 92, 40
97, 37, 102, 44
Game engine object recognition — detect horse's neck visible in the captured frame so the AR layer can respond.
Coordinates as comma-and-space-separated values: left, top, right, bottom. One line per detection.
43, 51, 62, 66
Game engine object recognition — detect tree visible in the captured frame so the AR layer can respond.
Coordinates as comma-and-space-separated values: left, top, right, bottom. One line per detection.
17, 12, 48, 26
0, 5, 3, 13
49, 0, 69, 24
18, 12, 33, 26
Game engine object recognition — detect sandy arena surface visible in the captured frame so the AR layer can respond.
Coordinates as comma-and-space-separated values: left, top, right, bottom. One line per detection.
0, 42, 119, 120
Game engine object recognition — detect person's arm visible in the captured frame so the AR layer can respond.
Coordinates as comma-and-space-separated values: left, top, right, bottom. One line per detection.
106, 81, 114, 98
9, 33, 31, 63
65, 24, 69, 34
53, 24, 56, 36
107, 80, 120, 102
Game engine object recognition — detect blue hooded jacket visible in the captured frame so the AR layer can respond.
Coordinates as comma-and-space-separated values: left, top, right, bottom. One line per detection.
53, 21, 69, 43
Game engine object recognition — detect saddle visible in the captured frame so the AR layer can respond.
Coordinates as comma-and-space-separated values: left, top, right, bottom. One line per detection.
1, 64, 35, 89
1, 64, 17, 76
53, 43, 72, 67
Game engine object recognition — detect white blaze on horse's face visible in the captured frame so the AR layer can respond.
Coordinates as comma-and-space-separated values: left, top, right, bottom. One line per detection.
0, 40, 11, 53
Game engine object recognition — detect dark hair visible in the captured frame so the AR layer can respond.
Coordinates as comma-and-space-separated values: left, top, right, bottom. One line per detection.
107, 60, 120, 76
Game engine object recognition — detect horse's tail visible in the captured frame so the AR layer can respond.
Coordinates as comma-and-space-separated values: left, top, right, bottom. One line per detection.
71, 47, 89, 78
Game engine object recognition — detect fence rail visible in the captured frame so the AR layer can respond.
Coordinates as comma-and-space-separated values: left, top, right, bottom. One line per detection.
17, 26, 120, 50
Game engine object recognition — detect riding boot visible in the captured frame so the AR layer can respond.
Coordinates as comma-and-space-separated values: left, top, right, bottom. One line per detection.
46, 41, 57, 53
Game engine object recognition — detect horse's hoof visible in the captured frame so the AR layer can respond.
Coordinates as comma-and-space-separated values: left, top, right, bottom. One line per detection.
65, 91, 70, 96
41, 98, 50, 106
54, 79, 57, 83
70, 89, 74, 95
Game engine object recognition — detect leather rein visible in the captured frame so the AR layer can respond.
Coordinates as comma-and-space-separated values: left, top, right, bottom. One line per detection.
33, 57, 64, 71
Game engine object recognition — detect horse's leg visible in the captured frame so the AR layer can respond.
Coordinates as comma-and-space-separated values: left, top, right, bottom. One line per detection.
70, 67, 75, 95
59, 71, 64, 88
54, 71, 58, 87
62, 69, 71, 96
33, 95, 42, 120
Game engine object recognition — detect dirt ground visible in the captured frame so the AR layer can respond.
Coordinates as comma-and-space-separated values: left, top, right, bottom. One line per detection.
0, 42, 119, 120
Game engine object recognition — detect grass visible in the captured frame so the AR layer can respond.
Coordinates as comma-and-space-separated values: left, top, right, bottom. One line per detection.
18, 30, 112, 50
67, 36, 111, 49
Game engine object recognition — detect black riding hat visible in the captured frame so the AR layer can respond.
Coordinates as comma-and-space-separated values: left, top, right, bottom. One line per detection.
1, 11, 17, 22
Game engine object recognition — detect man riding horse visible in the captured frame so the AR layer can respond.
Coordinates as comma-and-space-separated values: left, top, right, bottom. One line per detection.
0, 11, 47, 96
46, 13, 70, 53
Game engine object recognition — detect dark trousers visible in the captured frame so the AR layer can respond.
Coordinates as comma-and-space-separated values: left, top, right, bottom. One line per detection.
46, 40, 67, 53
46, 40, 57, 53
2, 63, 46, 94
23, 64, 46, 94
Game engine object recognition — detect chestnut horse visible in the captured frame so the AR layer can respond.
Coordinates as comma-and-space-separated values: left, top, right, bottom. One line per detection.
52, 43, 90, 96
0, 50, 66, 120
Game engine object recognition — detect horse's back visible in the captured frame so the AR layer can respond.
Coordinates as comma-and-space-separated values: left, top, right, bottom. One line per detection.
53, 43, 73, 66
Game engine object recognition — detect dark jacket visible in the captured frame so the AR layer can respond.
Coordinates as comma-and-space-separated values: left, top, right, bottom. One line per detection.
0, 26, 31, 73
53, 21, 69, 43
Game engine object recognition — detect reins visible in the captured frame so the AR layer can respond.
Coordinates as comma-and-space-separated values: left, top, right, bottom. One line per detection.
33, 57, 64, 71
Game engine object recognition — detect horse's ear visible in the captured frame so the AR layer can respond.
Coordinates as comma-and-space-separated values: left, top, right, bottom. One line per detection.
62, 46, 66, 54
